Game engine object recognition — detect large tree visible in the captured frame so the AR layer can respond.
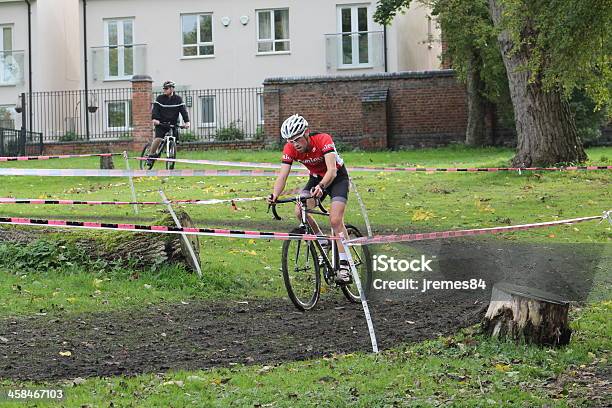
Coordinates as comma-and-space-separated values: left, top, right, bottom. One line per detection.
376, 0, 611, 165
375, 0, 510, 147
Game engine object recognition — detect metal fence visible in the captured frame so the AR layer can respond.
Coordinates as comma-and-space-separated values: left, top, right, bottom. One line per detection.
0, 127, 43, 156
162, 88, 264, 142
30, 88, 133, 142
28, 87, 263, 143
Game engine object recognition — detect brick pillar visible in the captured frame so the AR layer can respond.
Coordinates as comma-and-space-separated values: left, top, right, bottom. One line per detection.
263, 87, 280, 147
130, 75, 153, 151
360, 88, 389, 149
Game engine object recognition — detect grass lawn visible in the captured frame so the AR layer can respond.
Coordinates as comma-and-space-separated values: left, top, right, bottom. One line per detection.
0, 146, 609, 406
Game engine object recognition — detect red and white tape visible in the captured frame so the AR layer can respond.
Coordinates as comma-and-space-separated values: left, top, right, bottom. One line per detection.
0, 168, 308, 178
345, 212, 611, 246
0, 196, 265, 206
0, 216, 333, 241
0, 153, 120, 162
135, 157, 612, 173
0, 212, 607, 244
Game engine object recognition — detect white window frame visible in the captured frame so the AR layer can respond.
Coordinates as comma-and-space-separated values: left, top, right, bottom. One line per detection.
106, 100, 132, 131
181, 13, 215, 58
256, 9, 290, 55
199, 95, 216, 128
0, 104, 16, 128
0, 25, 16, 85
336, 4, 372, 68
104, 18, 135, 80
257, 92, 264, 125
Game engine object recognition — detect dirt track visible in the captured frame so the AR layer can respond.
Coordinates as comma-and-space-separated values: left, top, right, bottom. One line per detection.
0, 294, 486, 381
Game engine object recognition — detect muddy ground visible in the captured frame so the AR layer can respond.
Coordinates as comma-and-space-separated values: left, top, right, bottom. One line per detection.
0, 294, 486, 381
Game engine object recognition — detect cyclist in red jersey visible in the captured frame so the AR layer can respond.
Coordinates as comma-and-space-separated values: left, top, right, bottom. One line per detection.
268, 114, 352, 284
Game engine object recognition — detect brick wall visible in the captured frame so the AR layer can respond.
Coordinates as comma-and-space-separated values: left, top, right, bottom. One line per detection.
263, 70, 472, 149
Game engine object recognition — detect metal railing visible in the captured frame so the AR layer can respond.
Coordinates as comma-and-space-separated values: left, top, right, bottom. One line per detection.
325, 31, 385, 72
29, 88, 133, 142
0, 127, 43, 156
0, 50, 25, 86
163, 88, 264, 142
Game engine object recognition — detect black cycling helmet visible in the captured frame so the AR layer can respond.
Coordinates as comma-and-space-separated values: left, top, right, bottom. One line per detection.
162, 80, 176, 89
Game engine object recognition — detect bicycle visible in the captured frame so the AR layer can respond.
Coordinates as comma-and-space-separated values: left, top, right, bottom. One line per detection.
140, 123, 185, 170
269, 195, 373, 311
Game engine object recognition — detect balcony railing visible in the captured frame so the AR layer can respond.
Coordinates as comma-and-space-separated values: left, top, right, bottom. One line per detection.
90, 44, 147, 82
325, 31, 385, 72
0, 50, 25, 86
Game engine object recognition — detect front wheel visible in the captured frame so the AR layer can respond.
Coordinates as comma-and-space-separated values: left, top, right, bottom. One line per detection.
341, 224, 373, 303
281, 227, 321, 311
166, 139, 176, 170
140, 143, 153, 170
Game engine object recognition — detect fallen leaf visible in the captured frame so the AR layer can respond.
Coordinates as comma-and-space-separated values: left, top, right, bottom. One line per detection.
59, 351, 72, 357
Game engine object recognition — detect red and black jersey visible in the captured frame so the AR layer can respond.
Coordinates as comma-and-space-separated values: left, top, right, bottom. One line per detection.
281, 132, 344, 177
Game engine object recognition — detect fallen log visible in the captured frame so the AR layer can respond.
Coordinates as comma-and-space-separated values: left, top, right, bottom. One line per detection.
0, 210, 200, 273
481, 282, 571, 346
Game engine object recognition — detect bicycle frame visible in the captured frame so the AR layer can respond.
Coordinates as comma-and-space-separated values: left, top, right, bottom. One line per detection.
291, 197, 339, 284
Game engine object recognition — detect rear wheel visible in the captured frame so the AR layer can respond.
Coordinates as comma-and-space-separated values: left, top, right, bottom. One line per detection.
166, 139, 176, 170
341, 224, 373, 303
140, 143, 153, 170
281, 227, 321, 311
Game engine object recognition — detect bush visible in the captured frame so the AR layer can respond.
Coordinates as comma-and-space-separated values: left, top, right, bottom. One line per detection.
180, 131, 198, 143
59, 131, 80, 142
570, 90, 609, 147
215, 121, 245, 141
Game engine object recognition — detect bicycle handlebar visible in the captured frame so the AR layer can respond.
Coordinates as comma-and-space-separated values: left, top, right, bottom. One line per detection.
267, 195, 328, 220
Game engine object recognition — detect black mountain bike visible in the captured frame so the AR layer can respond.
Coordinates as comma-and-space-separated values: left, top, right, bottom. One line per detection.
140, 123, 185, 170
269, 195, 373, 311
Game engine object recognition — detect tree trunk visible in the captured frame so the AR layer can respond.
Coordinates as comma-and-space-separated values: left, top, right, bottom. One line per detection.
465, 52, 490, 147
488, 0, 587, 167
482, 282, 571, 346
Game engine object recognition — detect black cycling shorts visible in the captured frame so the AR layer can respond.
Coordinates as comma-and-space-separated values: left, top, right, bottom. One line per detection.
154, 125, 178, 139
301, 165, 350, 203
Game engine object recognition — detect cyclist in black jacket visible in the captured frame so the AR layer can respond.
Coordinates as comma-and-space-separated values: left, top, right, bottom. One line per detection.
148, 80, 190, 162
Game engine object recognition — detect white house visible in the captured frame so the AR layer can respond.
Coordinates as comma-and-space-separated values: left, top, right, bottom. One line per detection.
0, 0, 442, 142
81, 0, 442, 90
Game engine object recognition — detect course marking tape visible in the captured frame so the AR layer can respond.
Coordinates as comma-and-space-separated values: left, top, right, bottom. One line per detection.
135, 157, 612, 173
0, 168, 308, 178
0, 216, 335, 241
0, 197, 266, 206
0, 153, 120, 161
345, 213, 609, 246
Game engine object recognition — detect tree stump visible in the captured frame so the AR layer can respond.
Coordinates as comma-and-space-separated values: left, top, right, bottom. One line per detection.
481, 282, 571, 346
99, 149, 115, 169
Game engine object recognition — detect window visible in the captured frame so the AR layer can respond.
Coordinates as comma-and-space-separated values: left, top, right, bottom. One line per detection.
0, 105, 16, 129
257, 9, 290, 53
107, 101, 132, 130
257, 92, 264, 124
337, 5, 370, 66
104, 19, 134, 79
182, 14, 214, 57
0, 25, 15, 85
199, 95, 215, 126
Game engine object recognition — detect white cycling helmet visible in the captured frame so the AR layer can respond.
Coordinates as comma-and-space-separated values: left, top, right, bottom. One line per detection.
281, 114, 309, 140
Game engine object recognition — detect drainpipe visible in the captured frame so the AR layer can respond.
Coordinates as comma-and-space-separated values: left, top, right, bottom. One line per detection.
83, 0, 90, 140
25, 0, 32, 134
383, 24, 388, 72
